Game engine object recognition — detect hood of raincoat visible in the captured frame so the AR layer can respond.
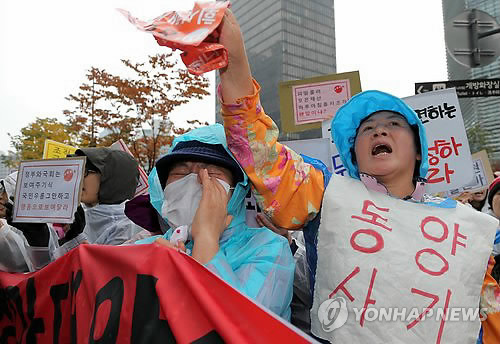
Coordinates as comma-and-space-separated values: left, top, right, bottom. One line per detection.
331, 90, 429, 180
149, 124, 249, 230
2, 171, 18, 199
76, 148, 139, 205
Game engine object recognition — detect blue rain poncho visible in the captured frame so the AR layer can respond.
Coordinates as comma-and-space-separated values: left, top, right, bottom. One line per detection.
137, 124, 295, 320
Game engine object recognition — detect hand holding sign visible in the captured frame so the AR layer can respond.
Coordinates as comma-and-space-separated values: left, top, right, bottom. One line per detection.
6, 197, 50, 247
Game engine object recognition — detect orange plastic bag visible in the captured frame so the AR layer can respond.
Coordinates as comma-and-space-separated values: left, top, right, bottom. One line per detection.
118, 1, 229, 75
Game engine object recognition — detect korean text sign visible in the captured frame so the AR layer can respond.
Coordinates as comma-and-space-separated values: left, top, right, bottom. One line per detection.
403, 88, 473, 194
279, 71, 361, 134
292, 79, 351, 125
13, 158, 85, 223
444, 150, 494, 197
42, 139, 77, 159
311, 174, 497, 343
321, 120, 346, 176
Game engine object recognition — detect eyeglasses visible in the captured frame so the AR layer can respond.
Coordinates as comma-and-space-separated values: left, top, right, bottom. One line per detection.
84, 169, 99, 177
0, 181, 5, 195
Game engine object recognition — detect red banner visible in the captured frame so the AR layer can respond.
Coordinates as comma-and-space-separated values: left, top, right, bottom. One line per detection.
0, 244, 311, 343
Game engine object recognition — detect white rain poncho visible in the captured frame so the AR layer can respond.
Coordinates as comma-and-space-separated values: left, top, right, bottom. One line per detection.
82, 202, 143, 245
0, 172, 33, 272
0, 220, 33, 272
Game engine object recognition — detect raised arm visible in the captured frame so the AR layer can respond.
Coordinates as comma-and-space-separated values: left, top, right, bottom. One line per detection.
218, 10, 326, 229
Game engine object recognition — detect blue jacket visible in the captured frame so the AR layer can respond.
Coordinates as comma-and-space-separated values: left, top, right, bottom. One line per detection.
138, 124, 295, 320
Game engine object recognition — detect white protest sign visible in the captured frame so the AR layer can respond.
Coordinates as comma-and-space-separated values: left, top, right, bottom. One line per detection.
443, 150, 494, 197
109, 139, 149, 197
13, 158, 86, 224
311, 174, 497, 344
282, 137, 333, 171
403, 88, 473, 194
292, 80, 351, 125
322, 119, 348, 176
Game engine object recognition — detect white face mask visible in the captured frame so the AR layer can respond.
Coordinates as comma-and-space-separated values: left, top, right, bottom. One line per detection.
161, 173, 231, 230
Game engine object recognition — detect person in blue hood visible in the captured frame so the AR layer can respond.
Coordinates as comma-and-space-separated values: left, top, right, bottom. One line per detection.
214, 9, 499, 340
136, 124, 295, 320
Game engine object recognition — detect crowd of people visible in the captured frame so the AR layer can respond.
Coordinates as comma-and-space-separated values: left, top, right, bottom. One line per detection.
1, 8, 500, 343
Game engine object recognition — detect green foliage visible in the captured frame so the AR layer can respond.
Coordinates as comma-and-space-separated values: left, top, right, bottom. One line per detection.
466, 124, 490, 154
7, 117, 72, 167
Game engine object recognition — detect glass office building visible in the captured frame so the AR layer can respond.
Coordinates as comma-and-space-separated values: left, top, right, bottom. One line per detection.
442, 0, 500, 163
217, 0, 336, 140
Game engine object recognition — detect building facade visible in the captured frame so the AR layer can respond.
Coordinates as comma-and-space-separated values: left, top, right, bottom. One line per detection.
218, 0, 336, 140
442, 0, 500, 162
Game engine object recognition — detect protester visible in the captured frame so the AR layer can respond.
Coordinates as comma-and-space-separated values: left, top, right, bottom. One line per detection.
456, 188, 489, 212
487, 177, 500, 257
0, 173, 33, 272
136, 123, 295, 320
0, 170, 87, 271
73, 148, 143, 245
216, 8, 498, 342
0, 148, 142, 272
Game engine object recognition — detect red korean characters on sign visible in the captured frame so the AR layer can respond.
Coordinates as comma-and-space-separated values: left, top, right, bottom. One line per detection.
427, 137, 463, 184
312, 174, 497, 344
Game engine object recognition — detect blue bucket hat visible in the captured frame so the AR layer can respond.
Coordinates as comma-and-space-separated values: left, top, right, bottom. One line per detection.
331, 90, 429, 180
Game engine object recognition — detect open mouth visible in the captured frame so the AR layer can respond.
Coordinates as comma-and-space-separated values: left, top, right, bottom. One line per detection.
371, 144, 392, 156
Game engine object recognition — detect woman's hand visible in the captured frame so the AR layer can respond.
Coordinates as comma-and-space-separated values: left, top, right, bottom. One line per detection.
455, 192, 472, 205
191, 169, 232, 264
218, 8, 254, 103
155, 238, 187, 253
256, 213, 292, 245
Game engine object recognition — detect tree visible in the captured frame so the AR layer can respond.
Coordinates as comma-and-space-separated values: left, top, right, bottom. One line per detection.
64, 67, 123, 147
466, 124, 490, 154
5, 117, 72, 167
65, 53, 210, 172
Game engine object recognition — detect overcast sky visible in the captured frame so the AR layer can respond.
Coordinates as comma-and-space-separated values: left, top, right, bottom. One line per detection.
0, 0, 447, 153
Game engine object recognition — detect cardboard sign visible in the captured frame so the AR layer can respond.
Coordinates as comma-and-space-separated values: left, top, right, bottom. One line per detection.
443, 150, 494, 197
109, 139, 149, 197
279, 71, 362, 134
403, 89, 473, 194
0, 244, 312, 343
118, 1, 229, 75
311, 174, 497, 343
13, 158, 85, 223
42, 139, 77, 159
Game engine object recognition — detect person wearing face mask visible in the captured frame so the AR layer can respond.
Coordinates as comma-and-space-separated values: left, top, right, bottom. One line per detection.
136, 124, 295, 320
73, 148, 143, 246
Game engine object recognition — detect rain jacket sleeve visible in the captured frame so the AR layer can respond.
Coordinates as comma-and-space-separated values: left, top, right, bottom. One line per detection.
0, 221, 32, 272
204, 231, 295, 320
479, 255, 500, 344
91, 218, 143, 246
220, 80, 325, 229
